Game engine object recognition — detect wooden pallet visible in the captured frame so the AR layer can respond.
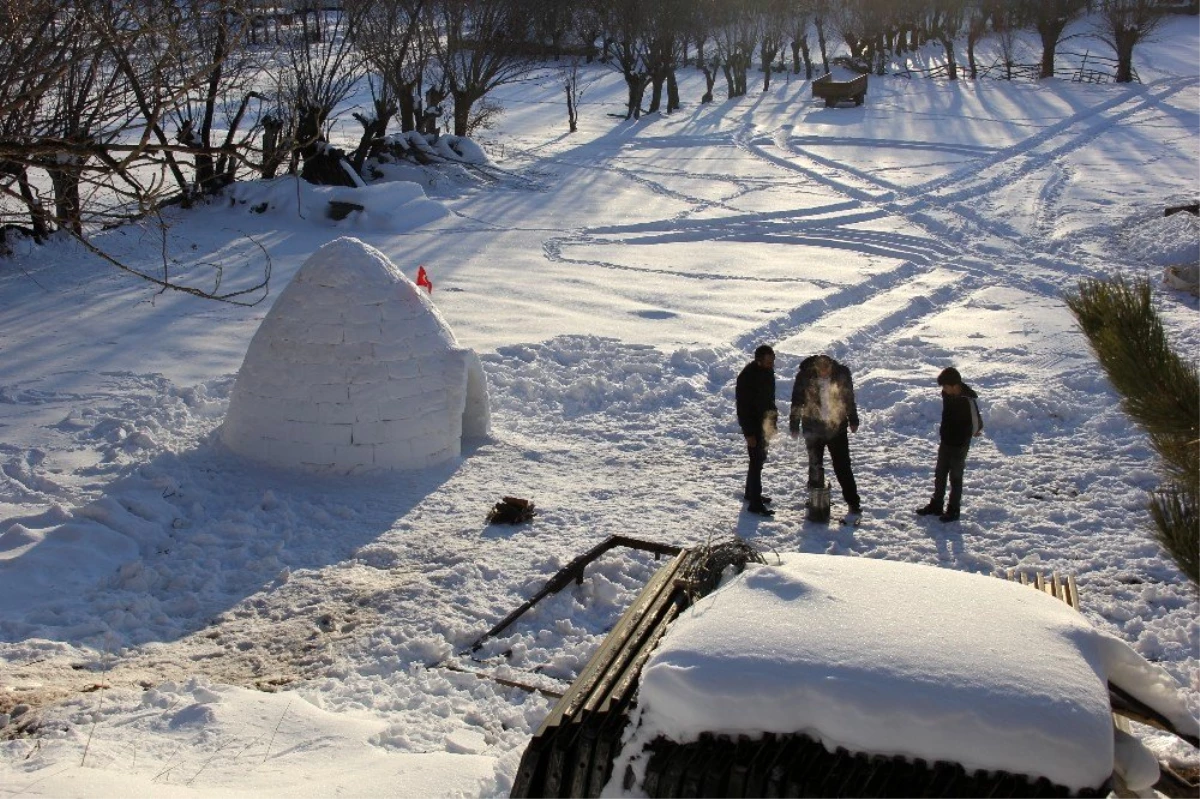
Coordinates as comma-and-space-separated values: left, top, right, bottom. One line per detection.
510, 540, 763, 798
1004, 569, 1080, 610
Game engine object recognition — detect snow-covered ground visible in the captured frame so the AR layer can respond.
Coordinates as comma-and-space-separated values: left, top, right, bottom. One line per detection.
1, 17, 1197, 798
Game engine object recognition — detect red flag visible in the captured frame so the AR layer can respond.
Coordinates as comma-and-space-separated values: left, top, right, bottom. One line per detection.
416, 265, 433, 293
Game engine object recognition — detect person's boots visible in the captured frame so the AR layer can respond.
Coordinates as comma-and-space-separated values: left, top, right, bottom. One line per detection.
747, 502, 775, 517
916, 502, 943, 516
939, 508, 960, 523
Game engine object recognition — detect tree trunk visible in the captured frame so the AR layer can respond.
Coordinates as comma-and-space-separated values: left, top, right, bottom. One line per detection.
1038, 27, 1062, 79
761, 44, 778, 92
1115, 32, 1137, 83
398, 81, 417, 132
350, 99, 396, 173
943, 39, 958, 81
261, 116, 285, 179
12, 167, 51, 240
452, 90, 471, 136
648, 75, 664, 113
47, 164, 82, 235
624, 73, 647, 119
816, 18, 830, 74
666, 69, 680, 113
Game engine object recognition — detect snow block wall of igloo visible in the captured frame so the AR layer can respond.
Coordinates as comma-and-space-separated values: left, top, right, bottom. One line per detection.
221, 237, 490, 472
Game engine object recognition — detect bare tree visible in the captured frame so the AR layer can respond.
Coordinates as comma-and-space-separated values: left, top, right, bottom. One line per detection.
929, 0, 967, 80
832, 0, 889, 72
1, 0, 87, 240
993, 1, 1020, 79
645, 0, 686, 113
275, 3, 367, 184
560, 56, 597, 132
353, 0, 430, 132
813, 1, 831, 74
1096, 0, 1166, 82
428, 0, 537, 137
1020, 0, 1088, 78
0, 0, 271, 302
572, 0, 605, 63
789, 0, 815, 77
711, 0, 759, 98
604, 0, 652, 118
31, 25, 131, 235
167, 0, 266, 197
758, 0, 792, 91
964, 1, 997, 79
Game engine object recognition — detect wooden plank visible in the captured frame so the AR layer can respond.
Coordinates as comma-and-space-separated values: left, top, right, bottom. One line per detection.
1067, 574, 1080, 610
533, 553, 686, 734
1164, 202, 1199, 217
583, 552, 699, 715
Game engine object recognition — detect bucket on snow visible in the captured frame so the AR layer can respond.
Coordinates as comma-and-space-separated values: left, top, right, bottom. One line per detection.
806, 483, 831, 523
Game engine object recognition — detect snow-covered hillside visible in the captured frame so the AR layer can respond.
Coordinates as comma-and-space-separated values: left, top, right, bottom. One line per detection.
0, 17, 1197, 798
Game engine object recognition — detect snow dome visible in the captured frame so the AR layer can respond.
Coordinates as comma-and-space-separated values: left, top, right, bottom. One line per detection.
221, 237, 490, 472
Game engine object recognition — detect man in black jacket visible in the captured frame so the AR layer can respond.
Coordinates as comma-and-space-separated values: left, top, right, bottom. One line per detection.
789, 354, 862, 516
916, 367, 983, 522
736, 344, 779, 516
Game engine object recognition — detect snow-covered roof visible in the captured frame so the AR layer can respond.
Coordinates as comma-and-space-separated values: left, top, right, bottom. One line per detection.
221, 237, 489, 472
614, 553, 1198, 793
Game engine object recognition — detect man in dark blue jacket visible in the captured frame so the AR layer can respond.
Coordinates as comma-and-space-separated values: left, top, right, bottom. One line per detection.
789, 354, 862, 516
736, 345, 779, 516
916, 367, 983, 522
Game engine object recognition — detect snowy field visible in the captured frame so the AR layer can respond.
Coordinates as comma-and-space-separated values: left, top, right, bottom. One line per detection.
1, 17, 1198, 798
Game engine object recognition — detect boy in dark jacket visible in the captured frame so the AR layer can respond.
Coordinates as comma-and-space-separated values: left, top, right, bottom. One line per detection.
789, 354, 861, 516
736, 344, 779, 516
916, 367, 983, 522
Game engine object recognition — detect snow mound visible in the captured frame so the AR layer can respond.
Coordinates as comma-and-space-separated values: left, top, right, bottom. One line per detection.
613, 553, 1198, 793
1120, 210, 1199, 267
227, 177, 450, 231
221, 237, 490, 472
383, 131, 491, 166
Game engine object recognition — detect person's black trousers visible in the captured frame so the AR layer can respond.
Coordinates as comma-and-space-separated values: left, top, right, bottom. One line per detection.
745, 440, 767, 504
806, 430, 860, 509
931, 442, 970, 512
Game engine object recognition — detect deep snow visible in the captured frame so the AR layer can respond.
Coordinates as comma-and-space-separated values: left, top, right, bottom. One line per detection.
1, 16, 1197, 798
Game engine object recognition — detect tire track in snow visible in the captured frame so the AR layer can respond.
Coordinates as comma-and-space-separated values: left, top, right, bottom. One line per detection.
544, 202, 949, 284
766, 76, 1195, 279
759, 125, 1066, 299
724, 124, 964, 357
912, 76, 1197, 203
732, 259, 963, 354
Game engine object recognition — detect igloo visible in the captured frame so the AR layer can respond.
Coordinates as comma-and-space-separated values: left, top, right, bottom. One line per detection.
221, 237, 490, 472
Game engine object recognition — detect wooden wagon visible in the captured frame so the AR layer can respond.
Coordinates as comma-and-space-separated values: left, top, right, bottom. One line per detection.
813, 72, 868, 107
